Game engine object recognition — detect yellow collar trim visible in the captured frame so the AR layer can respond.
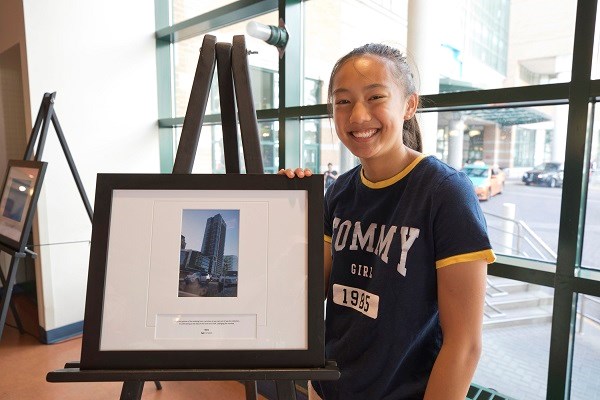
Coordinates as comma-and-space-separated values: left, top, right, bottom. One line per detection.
360, 154, 427, 189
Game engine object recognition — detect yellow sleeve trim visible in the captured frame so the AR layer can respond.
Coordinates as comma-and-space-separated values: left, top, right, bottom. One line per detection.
436, 249, 496, 269
324, 235, 332, 243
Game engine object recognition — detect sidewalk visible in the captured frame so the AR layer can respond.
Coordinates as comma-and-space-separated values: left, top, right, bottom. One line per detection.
473, 320, 600, 400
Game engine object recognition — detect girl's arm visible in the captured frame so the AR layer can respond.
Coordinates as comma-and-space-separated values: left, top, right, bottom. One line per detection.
423, 259, 487, 400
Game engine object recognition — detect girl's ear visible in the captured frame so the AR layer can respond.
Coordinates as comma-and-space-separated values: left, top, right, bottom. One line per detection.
404, 93, 419, 120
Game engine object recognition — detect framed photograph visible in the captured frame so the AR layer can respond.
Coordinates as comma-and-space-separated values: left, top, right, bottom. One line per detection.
0, 160, 47, 252
80, 173, 325, 370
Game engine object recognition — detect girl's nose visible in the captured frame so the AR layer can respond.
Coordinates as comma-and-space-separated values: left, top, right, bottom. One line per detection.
349, 101, 371, 123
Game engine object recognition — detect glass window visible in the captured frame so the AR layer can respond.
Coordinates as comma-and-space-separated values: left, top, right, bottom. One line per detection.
174, 125, 224, 173
300, 117, 358, 176
259, 120, 279, 174
173, 12, 279, 117
303, 0, 409, 106
592, 4, 600, 79
435, 106, 566, 262
513, 128, 536, 167
582, 104, 600, 270
473, 277, 554, 400
174, 120, 278, 174
303, 0, 576, 104
571, 294, 600, 399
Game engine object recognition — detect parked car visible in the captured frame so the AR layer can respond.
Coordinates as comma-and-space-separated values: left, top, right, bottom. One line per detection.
219, 270, 238, 287
185, 271, 210, 284
522, 162, 564, 187
461, 162, 506, 201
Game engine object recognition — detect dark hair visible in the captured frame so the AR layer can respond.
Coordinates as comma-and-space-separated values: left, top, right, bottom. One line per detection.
327, 43, 422, 152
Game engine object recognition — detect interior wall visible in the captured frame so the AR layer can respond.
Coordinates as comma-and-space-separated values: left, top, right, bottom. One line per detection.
18, 0, 160, 335
0, 0, 35, 303
0, 45, 26, 173
0, 44, 33, 286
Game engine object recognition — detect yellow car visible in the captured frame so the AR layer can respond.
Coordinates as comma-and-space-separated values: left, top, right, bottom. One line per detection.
461, 163, 506, 201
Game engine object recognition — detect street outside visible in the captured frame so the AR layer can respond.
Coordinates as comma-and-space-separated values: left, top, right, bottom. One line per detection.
477, 175, 600, 269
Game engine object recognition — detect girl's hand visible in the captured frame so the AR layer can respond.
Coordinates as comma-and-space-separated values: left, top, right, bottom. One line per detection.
277, 168, 313, 178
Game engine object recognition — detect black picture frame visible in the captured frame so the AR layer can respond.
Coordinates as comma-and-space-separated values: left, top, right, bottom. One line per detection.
0, 160, 47, 252
80, 173, 325, 370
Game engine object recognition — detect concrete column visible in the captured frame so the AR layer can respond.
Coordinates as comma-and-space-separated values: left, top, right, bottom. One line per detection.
447, 116, 465, 169
535, 128, 546, 166
552, 104, 568, 163
407, 0, 441, 155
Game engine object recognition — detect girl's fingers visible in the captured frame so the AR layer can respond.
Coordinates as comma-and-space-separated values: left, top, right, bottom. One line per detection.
294, 168, 313, 178
278, 168, 294, 178
278, 168, 313, 178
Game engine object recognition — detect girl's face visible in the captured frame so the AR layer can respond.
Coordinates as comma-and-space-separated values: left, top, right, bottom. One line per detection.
331, 55, 417, 164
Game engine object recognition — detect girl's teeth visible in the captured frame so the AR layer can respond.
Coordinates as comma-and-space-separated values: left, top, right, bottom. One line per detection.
352, 129, 377, 138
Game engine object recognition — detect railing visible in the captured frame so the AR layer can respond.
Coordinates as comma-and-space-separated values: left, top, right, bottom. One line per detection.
483, 211, 557, 262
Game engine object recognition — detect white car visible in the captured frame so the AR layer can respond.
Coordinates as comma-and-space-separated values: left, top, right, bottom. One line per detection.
185, 271, 210, 284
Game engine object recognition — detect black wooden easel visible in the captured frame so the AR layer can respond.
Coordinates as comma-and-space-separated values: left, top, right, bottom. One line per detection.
47, 35, 339, 399
0, 243, 32, 341
24, 92, 93, 221
0, 92, 93, 343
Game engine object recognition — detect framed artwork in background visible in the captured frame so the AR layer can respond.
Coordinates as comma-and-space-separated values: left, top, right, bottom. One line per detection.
80, 172, 325, 370
0, 160, 47, 252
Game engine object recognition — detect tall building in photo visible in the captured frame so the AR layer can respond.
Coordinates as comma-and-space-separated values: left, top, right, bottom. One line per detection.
201, 213, 227, 275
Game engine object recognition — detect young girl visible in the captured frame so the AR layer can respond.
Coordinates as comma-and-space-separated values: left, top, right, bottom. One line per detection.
281, 43, 495, 400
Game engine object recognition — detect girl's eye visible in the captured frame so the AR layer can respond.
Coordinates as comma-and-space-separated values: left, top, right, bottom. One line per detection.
370, 95, 385, 100
335, 99, 350, 105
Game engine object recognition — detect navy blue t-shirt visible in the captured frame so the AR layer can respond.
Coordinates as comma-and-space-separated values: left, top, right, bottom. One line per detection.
313, 155, 495, 400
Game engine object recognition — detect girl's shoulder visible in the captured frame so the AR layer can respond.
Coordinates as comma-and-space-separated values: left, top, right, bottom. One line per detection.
410, 155, 475, 196
414, 155, 458, 177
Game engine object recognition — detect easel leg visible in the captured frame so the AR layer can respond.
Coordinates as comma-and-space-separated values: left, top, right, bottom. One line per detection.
276, 380, 297, 400
0, 255, 22, 341
0, 259, 24, 334
119, 381, 144, 400
244, 381, 258, 400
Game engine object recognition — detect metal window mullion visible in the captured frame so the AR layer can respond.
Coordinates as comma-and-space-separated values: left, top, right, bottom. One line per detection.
278, 0, 303, 169
155, 0, 175, 172
488, 262, 556, 288
159, 108, 281, 128
547, 0, 598, 398
422, 83, 570, 110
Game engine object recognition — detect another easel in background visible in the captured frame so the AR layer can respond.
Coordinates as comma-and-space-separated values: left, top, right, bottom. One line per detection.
1, 91, 93, 342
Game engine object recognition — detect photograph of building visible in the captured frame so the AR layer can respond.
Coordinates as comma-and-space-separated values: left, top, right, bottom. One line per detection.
178, 210, 239, 298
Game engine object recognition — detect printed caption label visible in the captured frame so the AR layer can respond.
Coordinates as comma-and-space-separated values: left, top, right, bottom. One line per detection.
332, 284, 379, 319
